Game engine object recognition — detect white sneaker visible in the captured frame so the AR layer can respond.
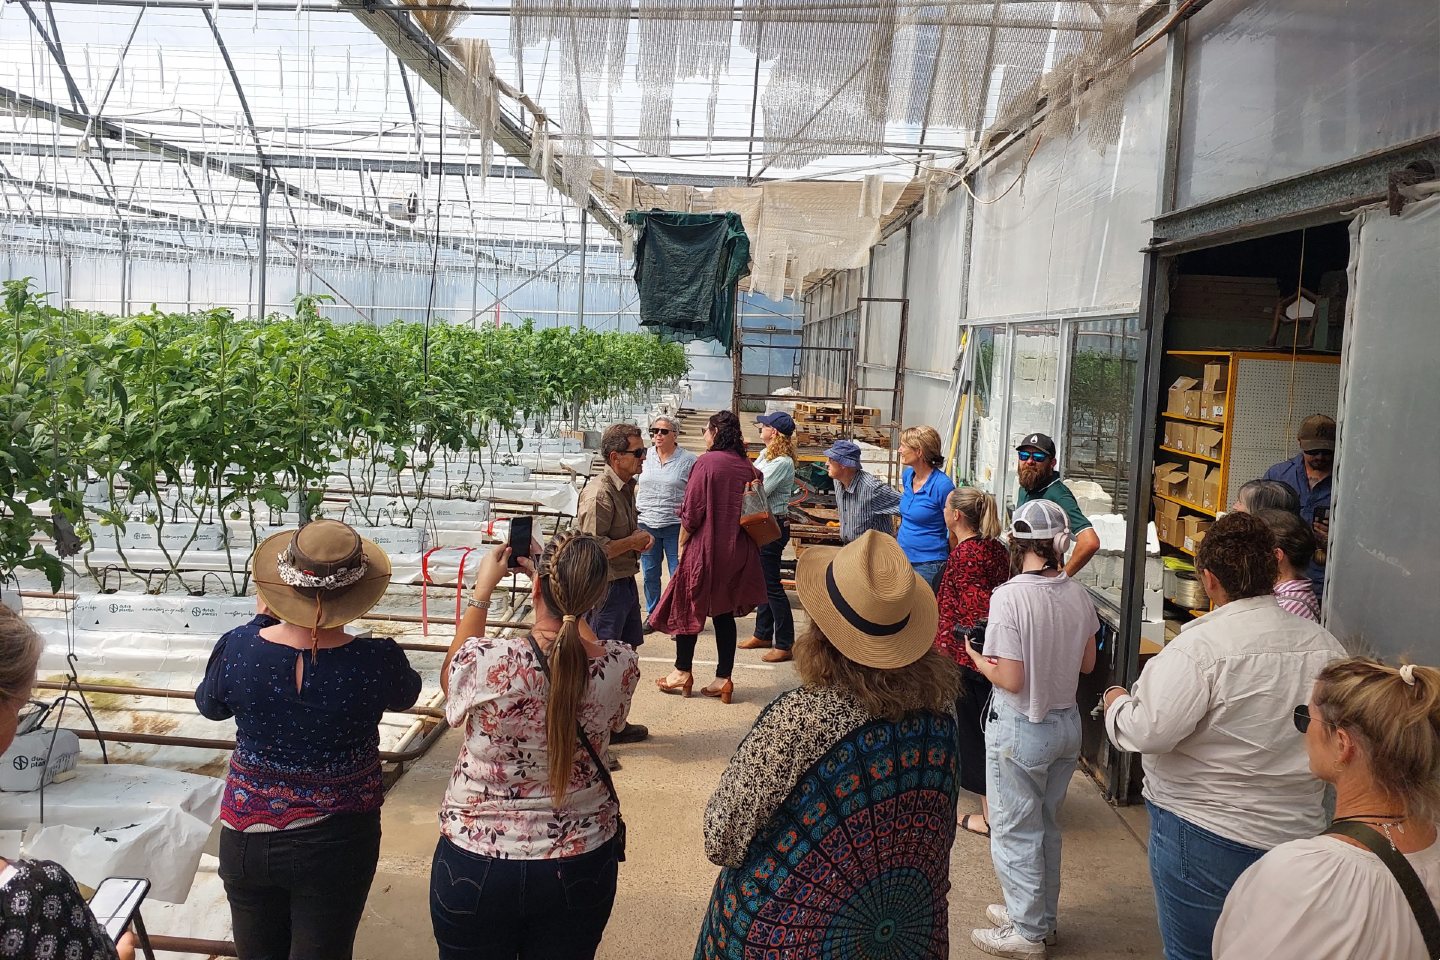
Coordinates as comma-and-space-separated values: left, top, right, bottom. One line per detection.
985, 905, 1058, 946
971, 923, 1048, 958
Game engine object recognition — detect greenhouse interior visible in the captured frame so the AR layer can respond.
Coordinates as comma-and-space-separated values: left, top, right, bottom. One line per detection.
3, 0, 1438, 956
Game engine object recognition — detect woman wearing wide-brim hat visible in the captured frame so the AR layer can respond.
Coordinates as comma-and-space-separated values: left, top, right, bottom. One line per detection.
195, 518, 423, 960
694, 530, 963, 959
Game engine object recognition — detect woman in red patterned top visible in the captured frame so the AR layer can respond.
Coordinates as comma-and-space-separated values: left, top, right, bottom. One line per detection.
934, 486, 1010, 838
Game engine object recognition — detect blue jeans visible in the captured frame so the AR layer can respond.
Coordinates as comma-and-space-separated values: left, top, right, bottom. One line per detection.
1145, 801, 1266, 960
753, 520, 794, 649
430, 834, 620, 960
911, 558, 947, 593
986, 700, 1081, 943
638, 523, 681, 616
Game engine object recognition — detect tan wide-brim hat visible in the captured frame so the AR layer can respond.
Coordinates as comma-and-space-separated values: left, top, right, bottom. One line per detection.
252, 519, 392, 629
796, 530, 939, 669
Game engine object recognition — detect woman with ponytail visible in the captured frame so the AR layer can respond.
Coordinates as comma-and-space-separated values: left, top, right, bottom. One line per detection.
1215, 658, 1440, 960
933, 486, 1010, 839
433, 533, 639, 960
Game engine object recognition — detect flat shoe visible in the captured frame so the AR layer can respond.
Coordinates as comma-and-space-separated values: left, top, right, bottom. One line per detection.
960, 814, 991, 839
761, 648, 792, 663
737, 636, 772, 650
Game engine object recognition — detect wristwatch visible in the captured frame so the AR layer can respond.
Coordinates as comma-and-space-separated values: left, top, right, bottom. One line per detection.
466, 596, 497, 612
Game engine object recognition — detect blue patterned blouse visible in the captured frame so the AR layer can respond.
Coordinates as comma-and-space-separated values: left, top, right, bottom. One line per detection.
195, 614, 423, 830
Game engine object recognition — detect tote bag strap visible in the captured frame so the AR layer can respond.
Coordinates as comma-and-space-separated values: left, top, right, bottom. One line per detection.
1323, 821, 1440, 959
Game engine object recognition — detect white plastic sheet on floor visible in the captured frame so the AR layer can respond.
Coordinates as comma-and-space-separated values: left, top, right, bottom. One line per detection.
0, 764, 222, 903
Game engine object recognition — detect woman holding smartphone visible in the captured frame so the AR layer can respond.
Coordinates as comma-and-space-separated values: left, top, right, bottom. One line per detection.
0, 605, 137, 960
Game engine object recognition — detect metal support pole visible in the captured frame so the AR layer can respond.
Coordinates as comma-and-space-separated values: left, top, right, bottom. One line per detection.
119, 228, 130, 316
257, 177, 272, 319
577, 210, 587, 329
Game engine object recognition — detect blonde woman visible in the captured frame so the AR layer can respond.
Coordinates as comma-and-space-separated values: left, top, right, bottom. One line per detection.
1215, 658, 1440, 960
933, 486, 1010, 839
897, 425, 956, 591
740, 411, 799, 662
434, 533, 640, 959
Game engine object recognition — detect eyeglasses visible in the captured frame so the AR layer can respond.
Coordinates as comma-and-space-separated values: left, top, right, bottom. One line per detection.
619, 447, 647, 459
1017, 450, 1050, 463
648, 428, 672, 436
1304, 449, 1334, 457
1292, 704, 1339, 734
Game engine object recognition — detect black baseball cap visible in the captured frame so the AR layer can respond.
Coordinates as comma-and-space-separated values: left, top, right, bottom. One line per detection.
1016, 433, 1057, 457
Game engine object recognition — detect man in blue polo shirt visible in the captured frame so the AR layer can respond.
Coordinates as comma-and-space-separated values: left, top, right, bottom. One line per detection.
1014, 432, 1100, 577
1263, 414, 1333, 598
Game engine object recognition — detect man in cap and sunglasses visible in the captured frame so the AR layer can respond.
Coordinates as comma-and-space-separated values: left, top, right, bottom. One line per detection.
1263, 414, 1335, 598
577, 422, 654, 743
1014, 433, 1099, 578
636, 416, 698, 625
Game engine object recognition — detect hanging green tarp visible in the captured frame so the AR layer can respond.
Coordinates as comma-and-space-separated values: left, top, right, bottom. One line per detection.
625, 210, 750, 353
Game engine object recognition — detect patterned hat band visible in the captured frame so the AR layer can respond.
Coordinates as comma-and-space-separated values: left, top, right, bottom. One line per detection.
276, 547, 369, 591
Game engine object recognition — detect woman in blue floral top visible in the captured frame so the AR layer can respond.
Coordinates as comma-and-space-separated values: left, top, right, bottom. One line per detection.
195, 519, 421, 960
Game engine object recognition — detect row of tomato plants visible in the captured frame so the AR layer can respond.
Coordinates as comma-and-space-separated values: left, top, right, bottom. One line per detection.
1, 278, 688, 592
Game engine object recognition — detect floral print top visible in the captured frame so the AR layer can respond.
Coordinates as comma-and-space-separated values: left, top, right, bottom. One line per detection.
440, 634, 639, 859
0, 859, 119, 960
933, 537, 1011, 669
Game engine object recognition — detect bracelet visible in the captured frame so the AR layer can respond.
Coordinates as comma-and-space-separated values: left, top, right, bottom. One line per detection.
1102, 685, 1128, 701
466, 596, 496, 612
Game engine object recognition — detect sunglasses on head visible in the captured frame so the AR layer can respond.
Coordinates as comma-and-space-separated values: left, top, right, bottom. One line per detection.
1293, 704, 1338, 734
1017, 450, 1050, 463
648, 428, 672, 436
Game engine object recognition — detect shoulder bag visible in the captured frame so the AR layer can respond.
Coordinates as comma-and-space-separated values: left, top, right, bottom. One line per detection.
740, 477, 782, 547
525, 635, 627, 862
1323, 820, 1440, 958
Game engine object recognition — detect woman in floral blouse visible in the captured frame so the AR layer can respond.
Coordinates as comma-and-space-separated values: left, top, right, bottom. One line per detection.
933, 486, 1010, 838
433, 533, 639, 960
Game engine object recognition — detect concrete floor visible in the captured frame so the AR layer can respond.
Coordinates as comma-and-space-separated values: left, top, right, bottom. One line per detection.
356, 607, 1164, 960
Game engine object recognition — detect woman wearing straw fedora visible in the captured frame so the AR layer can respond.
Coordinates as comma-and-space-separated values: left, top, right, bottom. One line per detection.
195, 519, 422, 960
695, 530, 962, 959
968, 499, 1098, 959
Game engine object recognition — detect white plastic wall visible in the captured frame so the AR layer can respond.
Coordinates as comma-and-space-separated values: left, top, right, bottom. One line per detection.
1325, 194, 1440, 658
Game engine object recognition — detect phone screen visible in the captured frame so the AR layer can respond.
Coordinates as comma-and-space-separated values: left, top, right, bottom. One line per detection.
507, 516, 534, 569
89, 877, 150, 942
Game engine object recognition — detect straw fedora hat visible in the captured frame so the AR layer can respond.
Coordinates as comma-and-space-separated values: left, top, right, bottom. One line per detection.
796, 530, 939, 669
251, 519, 392, 629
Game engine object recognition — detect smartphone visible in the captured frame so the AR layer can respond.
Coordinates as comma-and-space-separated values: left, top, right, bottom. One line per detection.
1313, 506, 1330, 526
89, 876, 150, 943
507, 516, 534, 570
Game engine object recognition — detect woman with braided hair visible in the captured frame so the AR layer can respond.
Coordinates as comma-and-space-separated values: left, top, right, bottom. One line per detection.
433, 532, 639, 960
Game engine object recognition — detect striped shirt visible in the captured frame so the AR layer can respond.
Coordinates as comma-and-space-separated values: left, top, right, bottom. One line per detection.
1274, 579, 1321, 622
835, 469, 901, 543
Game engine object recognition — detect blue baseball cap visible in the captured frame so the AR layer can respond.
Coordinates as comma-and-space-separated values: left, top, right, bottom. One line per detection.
756, 411, 796, 436
823, 439, 863, 468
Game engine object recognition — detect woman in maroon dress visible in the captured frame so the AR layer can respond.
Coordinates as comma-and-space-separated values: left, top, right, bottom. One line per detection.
933, 486, 1010, 837
652, 411, 766, 703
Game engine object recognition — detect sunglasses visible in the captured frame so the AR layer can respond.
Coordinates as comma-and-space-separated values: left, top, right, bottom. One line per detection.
1292, 704, 1339, 734
619, 447, 648, 459
1017, 450, 1050, 463
648, 428, 672, 436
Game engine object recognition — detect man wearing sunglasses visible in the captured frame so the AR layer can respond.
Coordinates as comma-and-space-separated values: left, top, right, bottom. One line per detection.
635, 417, 697, 627
1013, 433, 1100, 577
1263, 414, 1335, 599
576, 423, 656, 744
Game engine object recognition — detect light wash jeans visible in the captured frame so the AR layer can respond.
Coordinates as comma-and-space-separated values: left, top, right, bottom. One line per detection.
638, 522, 681, 617
986, 699, 1082, 943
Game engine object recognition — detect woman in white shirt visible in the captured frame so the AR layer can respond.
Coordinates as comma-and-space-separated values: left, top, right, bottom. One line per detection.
1102, 512, 1346, 960
968, 499, 1098, 959
433, 533, 640, 960
1214, 657, 1440, 960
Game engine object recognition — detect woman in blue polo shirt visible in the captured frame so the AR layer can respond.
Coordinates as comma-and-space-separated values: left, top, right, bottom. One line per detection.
897, 425, 956, 592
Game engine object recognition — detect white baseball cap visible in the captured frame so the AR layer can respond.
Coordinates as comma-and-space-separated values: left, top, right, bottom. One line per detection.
1011, 499, 1069, 541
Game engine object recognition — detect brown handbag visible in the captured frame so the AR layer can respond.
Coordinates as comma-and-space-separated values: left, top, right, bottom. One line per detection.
740, 478, 782, 547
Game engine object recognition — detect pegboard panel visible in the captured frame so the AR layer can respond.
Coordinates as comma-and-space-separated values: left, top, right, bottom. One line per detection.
1225, 357, 1340, 506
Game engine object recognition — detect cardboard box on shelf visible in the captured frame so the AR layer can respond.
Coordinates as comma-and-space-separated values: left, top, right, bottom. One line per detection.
1154, 463, 1189, 500
1186, 461, 1209, 505
1167, 376, 1199, 417
1164, 422, 1197, 452
1152, 496, 1182, 545
1202, 362, 1226, 393
1182, 516, 1213, 553
1202, 469, 1222, 511
1202, 390, 1226, 421
1195, 427, 1223, 459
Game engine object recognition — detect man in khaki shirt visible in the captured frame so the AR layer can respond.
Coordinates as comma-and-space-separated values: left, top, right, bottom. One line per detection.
577, 423, 654, 743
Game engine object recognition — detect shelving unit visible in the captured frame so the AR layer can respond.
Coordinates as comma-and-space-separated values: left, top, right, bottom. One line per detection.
1152, 349, 1341, 622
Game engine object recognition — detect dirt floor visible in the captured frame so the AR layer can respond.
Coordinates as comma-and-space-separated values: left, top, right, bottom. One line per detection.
357, 607, 1164, 960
